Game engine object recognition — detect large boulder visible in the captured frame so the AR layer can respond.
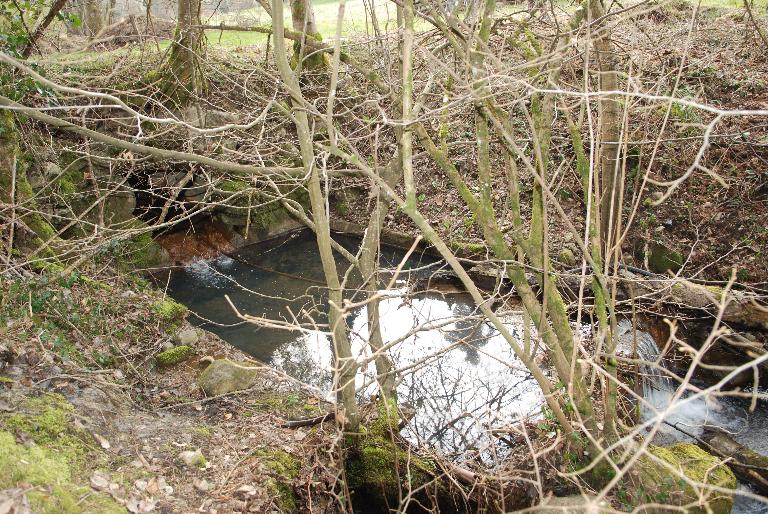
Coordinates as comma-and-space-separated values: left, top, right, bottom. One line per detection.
197, 359, 261, 396
632, 443, 736, 513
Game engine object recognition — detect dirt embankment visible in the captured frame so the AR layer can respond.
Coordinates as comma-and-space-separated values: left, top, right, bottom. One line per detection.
0, 269, 341, 513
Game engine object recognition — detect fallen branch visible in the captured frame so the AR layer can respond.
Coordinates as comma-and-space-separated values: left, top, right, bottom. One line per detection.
619, 269, 768, 330
281, 412, 335, 428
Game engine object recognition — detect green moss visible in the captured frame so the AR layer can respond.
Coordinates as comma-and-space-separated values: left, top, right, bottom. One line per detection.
255, 449, 300, 479
648, 242, 684, 274
4, 393, 86, 461
255, 450, 300, 513
634, 443, 736, 514
0, 394, 124, 513
55, 162, 85, 198
155, 345, 194, 367
193, 425, 212, 438
346, 400, 435, 496
651, 444, 735, 488
447, 240, 486, 255
0, 115, 58, 259
152, 299, 187, 322
118, 220, 169, 270
220, 179, 251, 192
266, 477, 298, 513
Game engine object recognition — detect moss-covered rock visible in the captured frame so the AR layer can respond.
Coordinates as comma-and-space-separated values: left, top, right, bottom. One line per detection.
0, 111, 58, 259
117, 220, 170, 270
153, 298, 187, 320
177, 449, 207, 468
633, 443, 736, 513
648, 242, 684, 274
155, 345, 194, 367
197, 359, 261, 396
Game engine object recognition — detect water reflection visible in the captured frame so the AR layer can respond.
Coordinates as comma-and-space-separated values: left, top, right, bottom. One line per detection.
160, 230, 544, 457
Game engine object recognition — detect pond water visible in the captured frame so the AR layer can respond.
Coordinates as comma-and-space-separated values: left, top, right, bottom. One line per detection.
158, 230, 544, 459
158, 229, 768, 511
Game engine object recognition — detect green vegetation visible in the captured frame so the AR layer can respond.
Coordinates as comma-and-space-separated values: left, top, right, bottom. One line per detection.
156, 345, 195, 367
633, 443, 736, 514
346, 400, 435, 500
152, 298, 188, 325
0, 394, 123, 513
254, 449, 300, 512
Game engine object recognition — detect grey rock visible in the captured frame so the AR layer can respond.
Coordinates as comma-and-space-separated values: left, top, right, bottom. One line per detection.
177, 449, 207, 468
197, 359, 260, 396
173, 326, 199, 346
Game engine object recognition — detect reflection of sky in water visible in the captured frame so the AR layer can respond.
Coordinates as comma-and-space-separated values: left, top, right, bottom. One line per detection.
269, 289, 545, 457
161, 231, 544, 458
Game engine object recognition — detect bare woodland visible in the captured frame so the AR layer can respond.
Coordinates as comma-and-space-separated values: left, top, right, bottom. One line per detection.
1, 0, 768, 512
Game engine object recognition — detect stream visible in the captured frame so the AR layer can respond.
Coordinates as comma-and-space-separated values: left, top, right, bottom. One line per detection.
618, 321, 768, 513
158, 229, 768, 511
158, 230, 544, 459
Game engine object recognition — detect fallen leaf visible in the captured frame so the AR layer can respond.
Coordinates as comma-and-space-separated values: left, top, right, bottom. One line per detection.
145, 477, 159, 496
90, 472, 110, 491
236, 485, 257, 496
92, 432, 111, 450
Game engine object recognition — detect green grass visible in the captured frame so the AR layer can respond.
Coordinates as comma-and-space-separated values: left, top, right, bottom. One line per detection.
205, 0, 422, 47
39, 0, 766, 57
202, 0, 766, 48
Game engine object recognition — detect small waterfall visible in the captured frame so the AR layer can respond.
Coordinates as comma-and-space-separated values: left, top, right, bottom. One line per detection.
617, 319, 743, 437
617, 320, 674, 418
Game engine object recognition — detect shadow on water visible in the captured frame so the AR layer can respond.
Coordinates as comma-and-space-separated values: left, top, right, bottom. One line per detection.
156, 229, 545, 460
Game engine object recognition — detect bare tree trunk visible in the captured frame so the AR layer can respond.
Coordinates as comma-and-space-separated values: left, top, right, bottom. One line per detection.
271, 0, 360, 433
160, 0, 207, 106
589, 0, 621, 253
83, 0, 106, 37
358, 167, 398, 401
21, 0, 69, 58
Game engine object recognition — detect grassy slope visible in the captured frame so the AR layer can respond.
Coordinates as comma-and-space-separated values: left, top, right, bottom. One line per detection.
200, 0, 767, 48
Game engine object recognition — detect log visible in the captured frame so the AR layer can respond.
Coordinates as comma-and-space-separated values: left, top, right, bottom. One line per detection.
699, 427, 768, 494
619, 270, 768, 330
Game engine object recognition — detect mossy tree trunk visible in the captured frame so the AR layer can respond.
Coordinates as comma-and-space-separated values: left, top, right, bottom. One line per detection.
290, 0, 324, 70
83, 0, 106, 37
160, 0, 208, 107
0, 112, 57, 261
